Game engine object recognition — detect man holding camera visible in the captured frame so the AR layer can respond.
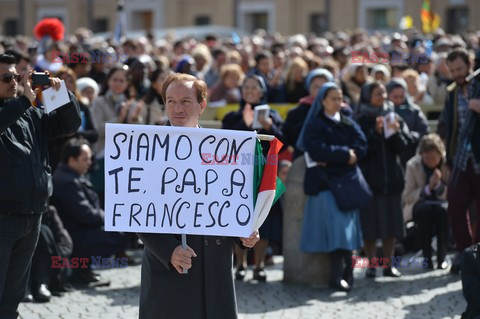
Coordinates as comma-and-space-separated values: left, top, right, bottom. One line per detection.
0, 54, 80, 318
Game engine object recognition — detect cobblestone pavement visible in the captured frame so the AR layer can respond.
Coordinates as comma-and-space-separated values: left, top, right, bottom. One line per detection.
18, 255, 466, 319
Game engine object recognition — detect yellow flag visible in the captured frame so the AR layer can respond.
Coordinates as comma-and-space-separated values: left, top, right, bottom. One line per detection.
399, 15, 413, 30
421, 0, 441, 33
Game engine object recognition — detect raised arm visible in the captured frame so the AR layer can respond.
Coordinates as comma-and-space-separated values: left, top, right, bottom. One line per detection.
0, 96, 31, 134
47, 91, 81, 138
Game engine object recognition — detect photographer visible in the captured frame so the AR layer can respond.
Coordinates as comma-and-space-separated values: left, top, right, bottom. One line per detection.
0, 54, 81, 318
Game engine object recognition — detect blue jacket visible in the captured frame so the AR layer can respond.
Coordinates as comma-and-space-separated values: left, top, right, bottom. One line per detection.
303, 111, 368, 195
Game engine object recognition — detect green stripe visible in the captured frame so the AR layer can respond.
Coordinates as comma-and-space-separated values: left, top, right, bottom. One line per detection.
422, 0, 430, 11
253, 139, 287, 207
253, 140, 264, 205
273, 177, 286, 205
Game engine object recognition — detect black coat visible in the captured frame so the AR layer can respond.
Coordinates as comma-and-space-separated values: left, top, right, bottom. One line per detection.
356, 113, 413, 195
0, 93, 81, 214
137, 122, 246, 319
302, 111, 368, 195
48, 101, 98, 172
222, 106, 285, 155
137, 233, 241, 319
51, 164, 104, 240
461, 243, 480, 319
283, 102, 310, 159
394, 102, 429, 166
222, 108, 284, 137
43, 205, 73, 258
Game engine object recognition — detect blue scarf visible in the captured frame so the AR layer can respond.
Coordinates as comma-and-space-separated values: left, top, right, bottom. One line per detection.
296, 82, 340, 153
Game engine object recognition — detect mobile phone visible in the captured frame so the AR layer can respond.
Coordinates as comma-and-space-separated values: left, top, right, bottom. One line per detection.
32, 72, 50, 86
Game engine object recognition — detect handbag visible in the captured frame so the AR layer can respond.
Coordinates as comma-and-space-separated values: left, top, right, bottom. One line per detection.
323, 166, 373, 212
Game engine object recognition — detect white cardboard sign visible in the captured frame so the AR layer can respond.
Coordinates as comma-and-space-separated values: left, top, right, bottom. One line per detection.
41, 80, 70, 114
104, 124, 257, 237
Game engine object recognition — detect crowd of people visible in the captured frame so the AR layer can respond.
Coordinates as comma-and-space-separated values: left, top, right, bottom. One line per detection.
1, 22, 480, 318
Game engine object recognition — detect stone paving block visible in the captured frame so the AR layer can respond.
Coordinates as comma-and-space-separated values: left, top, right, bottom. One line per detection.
17, 255, 467, 319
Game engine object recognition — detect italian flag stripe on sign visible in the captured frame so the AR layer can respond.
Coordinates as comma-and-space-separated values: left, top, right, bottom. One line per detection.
253, 138, 285, 230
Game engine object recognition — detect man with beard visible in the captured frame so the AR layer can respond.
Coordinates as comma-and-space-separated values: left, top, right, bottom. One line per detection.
440, 48, 480, 273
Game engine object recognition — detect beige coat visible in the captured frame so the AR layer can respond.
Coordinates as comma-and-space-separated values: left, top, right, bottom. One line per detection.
402, 154, 449, 222
91, 95, 160, 156
139, 98, 167, 125
91, 95, 117, 156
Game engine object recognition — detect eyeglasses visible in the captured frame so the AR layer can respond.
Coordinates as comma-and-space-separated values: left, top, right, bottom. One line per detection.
0, 74, 22, 84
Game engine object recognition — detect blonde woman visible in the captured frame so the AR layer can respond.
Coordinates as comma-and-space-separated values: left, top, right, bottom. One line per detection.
208, 63, 244, 104
402, 134, 449, 270
283, 57, 309, 103
402, 69, 434, 106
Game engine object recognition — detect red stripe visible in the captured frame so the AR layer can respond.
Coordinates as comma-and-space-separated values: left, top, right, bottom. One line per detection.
258, 138, 283, 192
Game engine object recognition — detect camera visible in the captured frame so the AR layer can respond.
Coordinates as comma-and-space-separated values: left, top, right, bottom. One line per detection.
32, 72, 50, 86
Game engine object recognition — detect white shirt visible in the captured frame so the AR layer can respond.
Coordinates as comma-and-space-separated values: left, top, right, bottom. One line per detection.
324, 111, 341, 123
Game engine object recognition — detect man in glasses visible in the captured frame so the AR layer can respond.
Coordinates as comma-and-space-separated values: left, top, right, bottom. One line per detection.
4, 49, 31, 79
0, 53, 81, 319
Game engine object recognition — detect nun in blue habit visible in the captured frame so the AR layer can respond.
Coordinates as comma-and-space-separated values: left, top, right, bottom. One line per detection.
296, 82, 367, 291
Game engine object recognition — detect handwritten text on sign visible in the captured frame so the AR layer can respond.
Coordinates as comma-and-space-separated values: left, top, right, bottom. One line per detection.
104, 124, 257, 237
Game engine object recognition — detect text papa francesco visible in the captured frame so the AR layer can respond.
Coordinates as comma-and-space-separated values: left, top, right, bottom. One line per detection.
105, 127, 257, 234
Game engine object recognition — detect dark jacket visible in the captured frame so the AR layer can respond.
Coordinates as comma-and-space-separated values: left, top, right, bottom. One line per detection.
0, 93, 81, 214
303, 111, 368, 195
222, 107, 284, 137
284, 82, 309, 104
283, 96, 354, 160
438, 80, 480, 165
283, 98, 312, 160
247, 68, 286, 103
49, 101, 98, 172
43, 205, 73, 258
461, 243, 480, 319
222, 105, 285, 155
137, 122, 245, 319
51, 164, 104, 239
356, 113, 413, 195
137, 233, 240, 319
394, 101, 429, 166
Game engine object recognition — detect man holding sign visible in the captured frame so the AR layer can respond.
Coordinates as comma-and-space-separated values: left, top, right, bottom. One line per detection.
136, 73, 259, 319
